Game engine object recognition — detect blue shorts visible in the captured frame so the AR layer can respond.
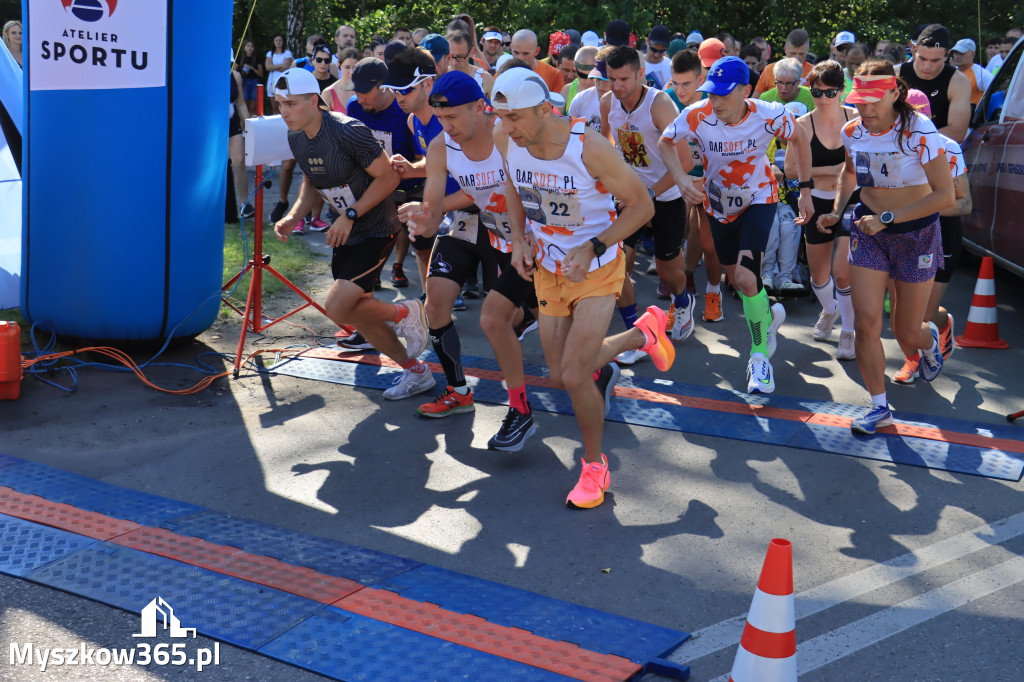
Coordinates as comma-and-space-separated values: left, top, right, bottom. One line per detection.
242, 78, 259, 101
848, 204, 942, 283
707, 203, 776, 266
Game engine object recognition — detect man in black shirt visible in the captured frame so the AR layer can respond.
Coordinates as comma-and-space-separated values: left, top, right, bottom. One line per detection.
896, 24, 971, 142
272, 68, 436, 400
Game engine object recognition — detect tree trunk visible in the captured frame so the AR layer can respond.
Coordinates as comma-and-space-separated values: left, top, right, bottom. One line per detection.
287, 0, 304, 58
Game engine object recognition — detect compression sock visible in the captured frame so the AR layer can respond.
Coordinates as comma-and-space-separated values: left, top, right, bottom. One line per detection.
429, 321, 465, 390
392, 303, 410, 324
837, 285, 854, 332
672, 290, 691, 309
508, 384, 529, 414
812, 276, 838, 314
618, 303, 639, 330
738, 288, 774, 356
399, 357, 427, 373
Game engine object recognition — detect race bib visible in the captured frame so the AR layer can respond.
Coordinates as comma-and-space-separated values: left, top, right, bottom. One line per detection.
319, 185, 357, 212
440, 211, 479, 243
371, 129, 394, 155
480, 211, 512, 243
519, 187, 584, 228
855, 151, 903, 189
707, 179, 753, 216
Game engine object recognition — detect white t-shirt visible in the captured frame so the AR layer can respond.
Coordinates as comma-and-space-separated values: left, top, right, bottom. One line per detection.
986, 53, 1004, 74
663, 98, 797, 222
266, 50, 293, 95
841, 111, 946, 190
568, 86, 602, 132
644, 58, 672, 90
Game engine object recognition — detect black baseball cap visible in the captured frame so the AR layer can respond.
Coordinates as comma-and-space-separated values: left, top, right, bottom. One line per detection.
648, 25, 672, 48
917, 24, 952, 50
351, 58, 388, 93
605, 19, 630, 47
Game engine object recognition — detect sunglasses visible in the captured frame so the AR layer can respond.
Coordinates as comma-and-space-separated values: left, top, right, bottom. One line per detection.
810, 87, 841, 98
502, 42, 511, 47
649, 47, 667, 54
313, 57, 331, 64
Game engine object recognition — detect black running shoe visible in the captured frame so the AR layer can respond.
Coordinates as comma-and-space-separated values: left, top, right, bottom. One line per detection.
488, 406, 537, 452
270, 201, 289, 223
462, 279, 481, 299
240, 204, 257, 220
337, 331, 374, 350
391, 264, 409, 288
594, 362, 621, 417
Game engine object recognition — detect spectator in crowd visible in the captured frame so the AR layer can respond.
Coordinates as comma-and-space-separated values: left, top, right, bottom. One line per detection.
643, 25, 673, 89
393, 28, 412, 46
236, 39, 265, 116
412, 28, 429, 46
760, 57, 815, 116
332, 25, 357, 77
509, 28, 563, 93
605, 19, 631, 48
293, 34, 326, 72
831, 31, 855, 67
265, 33, 293, 114
755, 28, 813, 95
369, 37, 388, 61
228, 54, 250, 220
740, 44, 764, 86
950, 39, 995, 112
323, 47, 361, 113
561, 45, 598, 110
685, 31, 704, 50
875, 40, 891, 58
750, 36, 771, 68
420, 33, 451, 75
2, 20, 21, 68
841, 43, 870, 98
480, 26, 512, 74
448, 30, 494, 95
984, 37, 1002, 67
556, 44, 579, 87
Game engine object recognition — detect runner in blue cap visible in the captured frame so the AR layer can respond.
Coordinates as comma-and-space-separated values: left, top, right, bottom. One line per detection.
659, 56, 814, 394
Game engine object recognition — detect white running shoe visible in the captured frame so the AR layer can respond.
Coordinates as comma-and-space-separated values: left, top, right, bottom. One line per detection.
812, 308, 837, 341
747, 352, 775, 394
382, 368, 436, 400
836, 330, 856, 360
394, 299, 429, 359
766, 302, 786, 359
614, 348, 647, 365
670, 292, 696, 341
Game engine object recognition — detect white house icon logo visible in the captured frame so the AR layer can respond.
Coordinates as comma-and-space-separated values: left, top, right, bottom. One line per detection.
132, 597, 196, 638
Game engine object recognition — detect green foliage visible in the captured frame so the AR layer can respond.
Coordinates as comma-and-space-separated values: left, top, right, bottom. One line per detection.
235, 0, 1021, 61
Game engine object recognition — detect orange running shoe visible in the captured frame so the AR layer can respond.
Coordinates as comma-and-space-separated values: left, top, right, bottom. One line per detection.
417, 386, 475, 417
703, 291, 724, 322
892, 355, 920, 385
565, 454, 610, 509
635, 306, 676, 371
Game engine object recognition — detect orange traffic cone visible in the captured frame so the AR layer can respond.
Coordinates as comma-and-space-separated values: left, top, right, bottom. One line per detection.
956, 257, 1009, 349
729, 538, 796, 682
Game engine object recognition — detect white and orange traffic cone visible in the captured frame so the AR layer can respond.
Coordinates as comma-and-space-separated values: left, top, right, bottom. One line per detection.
956, 256, 1009, 349
728, 538, 796, 682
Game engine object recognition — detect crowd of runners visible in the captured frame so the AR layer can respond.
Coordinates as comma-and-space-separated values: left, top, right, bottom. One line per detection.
255, 17, 1022, 510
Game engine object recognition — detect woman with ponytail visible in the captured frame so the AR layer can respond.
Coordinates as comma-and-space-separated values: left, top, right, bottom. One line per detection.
817, 59, 955, 435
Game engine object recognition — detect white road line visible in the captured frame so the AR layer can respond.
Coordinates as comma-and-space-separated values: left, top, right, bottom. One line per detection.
672, 510, 1024, 663
707, 553, 1024, 681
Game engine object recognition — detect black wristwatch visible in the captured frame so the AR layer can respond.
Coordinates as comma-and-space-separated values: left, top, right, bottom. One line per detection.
880, 211, 895, 225
797, 179, 814, 190
345, 207, 358, 221
589, 237, 607, 257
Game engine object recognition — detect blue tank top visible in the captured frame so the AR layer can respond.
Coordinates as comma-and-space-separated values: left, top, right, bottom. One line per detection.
347, 98, 422, 192
412, 113, 460, 195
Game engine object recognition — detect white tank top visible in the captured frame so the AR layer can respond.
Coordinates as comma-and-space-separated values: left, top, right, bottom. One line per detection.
507, 118, 619, 274
606, 86, 682, 201
444, 132, 512, 253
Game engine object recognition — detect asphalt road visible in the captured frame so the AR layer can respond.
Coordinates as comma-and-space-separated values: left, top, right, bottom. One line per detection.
3, 184, 1023, 681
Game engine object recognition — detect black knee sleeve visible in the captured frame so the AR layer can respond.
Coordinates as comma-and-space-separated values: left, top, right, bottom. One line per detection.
740, 254, 763, 293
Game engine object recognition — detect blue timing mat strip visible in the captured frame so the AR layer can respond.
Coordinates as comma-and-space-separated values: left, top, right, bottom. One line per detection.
267, 352, 1024, 482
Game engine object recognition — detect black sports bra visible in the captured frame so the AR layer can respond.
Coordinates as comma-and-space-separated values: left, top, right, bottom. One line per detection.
809, 109, 849, 168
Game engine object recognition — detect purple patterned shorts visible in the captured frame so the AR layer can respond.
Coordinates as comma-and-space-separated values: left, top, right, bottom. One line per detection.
848, 206, 943, 283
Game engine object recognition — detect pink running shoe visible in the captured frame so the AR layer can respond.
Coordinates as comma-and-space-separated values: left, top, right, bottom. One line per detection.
566, 454, 610, 509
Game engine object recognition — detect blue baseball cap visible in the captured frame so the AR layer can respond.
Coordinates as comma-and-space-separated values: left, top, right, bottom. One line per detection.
698, 56, 751, 96
420, 34, 450, 62
429, 70, 489, 108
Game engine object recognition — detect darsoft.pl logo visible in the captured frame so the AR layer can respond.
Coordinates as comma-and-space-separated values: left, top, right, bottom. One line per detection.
61, 0, 118, 23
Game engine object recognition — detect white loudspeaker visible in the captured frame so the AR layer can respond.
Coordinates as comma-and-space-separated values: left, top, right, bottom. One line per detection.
244, 115, 294, 166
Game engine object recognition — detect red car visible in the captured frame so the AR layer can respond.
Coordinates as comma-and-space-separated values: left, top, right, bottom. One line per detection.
962, 36, 1024, 277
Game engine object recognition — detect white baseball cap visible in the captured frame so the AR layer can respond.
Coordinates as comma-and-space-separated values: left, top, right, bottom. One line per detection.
275, 68, 329, 109
581, 30, 601, 47
686, 31, 704, 46
482, 31, 503, 42
491, 67, 566, 111
834, 31, 856, 47
951, 38, 977, 53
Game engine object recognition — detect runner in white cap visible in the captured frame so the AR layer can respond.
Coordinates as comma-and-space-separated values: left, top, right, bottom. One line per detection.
271, 68, 433, 401
492, 67, 675, 509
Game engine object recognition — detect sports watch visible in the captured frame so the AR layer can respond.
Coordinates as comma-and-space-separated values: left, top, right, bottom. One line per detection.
797, 179, 815, 189
880, 211, 895, 226
589, 237, 607, 257
345, 207, 359, 221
